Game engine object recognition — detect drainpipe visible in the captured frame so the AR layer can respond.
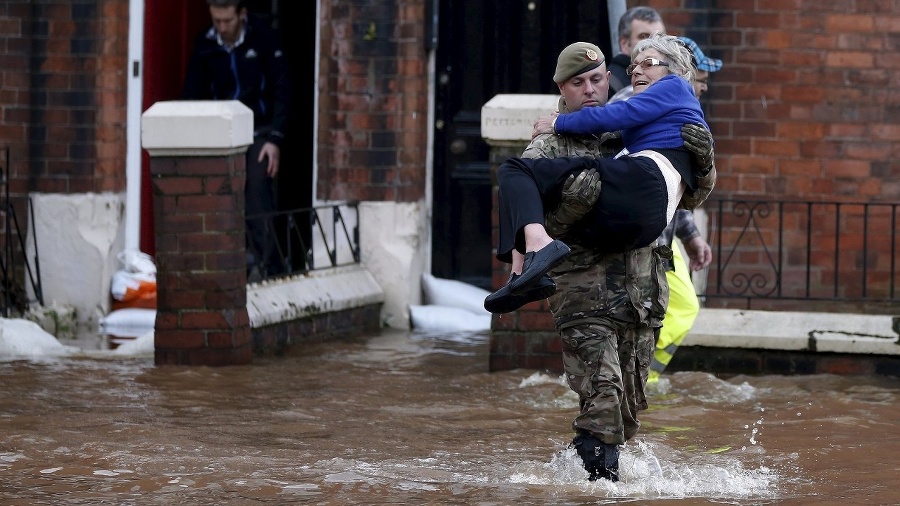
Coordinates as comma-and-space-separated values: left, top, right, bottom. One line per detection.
125, 0, 145, 251
608, 0, 626, 53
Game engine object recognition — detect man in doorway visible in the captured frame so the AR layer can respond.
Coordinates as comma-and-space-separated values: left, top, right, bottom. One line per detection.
182, 0, 292, 278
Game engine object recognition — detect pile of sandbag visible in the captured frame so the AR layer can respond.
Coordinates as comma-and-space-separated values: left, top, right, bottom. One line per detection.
110, 249, 157, 310
99, 250, 157, 348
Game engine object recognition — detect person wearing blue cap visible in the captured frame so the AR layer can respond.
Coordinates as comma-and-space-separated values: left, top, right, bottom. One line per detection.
677, 36, 722, 98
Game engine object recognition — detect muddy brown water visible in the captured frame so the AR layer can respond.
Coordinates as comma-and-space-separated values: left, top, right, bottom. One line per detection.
1, 328, 898, 505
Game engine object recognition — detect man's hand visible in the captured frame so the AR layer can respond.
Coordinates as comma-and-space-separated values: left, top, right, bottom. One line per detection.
545, 168, 601, 238
532, 113, 559, 139
258, 141, 281, 178
683, 236, 712, 271
561, 168, 601, 213
681, 123, 714, 176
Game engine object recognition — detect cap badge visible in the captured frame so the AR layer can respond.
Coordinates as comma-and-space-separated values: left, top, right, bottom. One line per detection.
585, 48, 598, 61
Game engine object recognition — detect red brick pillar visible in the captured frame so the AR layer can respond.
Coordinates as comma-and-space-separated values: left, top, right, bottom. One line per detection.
482, 95, 564, 372
142, 101, 254, 366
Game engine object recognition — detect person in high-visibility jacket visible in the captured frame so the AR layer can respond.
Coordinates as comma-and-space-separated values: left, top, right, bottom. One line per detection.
648, 212, 710, 383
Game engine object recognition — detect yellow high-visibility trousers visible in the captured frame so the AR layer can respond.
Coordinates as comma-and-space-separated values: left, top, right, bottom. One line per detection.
648, 240, 699, 383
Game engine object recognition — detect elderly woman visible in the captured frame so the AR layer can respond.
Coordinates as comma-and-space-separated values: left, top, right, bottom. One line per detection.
486, 33, 713, 314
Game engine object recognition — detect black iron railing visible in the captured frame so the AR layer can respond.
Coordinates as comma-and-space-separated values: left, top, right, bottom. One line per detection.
702, 198, 900, 313
0, 147, 44, 316
246, 201, 361, 282
0, 147, 43, 317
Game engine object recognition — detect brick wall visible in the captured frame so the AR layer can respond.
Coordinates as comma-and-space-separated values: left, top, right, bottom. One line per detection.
317, 0, 429, 203
0, 0, 127, 199
641, 0, 900, 201
2, 1, 895, 236
490, 1, 900, 370
487, 143, 561, 372
634, 1, 900, 313
150, 153, 251, 366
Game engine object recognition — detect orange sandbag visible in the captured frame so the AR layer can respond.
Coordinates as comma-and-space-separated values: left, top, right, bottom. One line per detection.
111, 270, 157, 308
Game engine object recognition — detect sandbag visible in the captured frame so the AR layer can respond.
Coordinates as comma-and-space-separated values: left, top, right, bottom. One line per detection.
110, 249, 157, 308
421, 273, 490, 316
409, 304, 491, 332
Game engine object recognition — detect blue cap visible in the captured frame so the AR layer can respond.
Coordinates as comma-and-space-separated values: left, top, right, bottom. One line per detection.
677, 36, 722, 72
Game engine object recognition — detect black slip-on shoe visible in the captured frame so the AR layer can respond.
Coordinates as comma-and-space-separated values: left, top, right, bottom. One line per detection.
507, 239, 570, 295
484, 274, 556, 314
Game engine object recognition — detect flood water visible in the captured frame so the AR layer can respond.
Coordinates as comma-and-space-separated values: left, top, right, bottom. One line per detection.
1, 328, 898, 505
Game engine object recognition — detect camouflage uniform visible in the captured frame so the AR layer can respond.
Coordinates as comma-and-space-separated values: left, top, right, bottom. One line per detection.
521, 97, 671, 445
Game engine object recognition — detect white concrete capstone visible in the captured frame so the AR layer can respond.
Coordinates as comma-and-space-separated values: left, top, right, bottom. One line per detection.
481, 94, 560, 142
141, 100, 253, 157
687, 308, 900, 356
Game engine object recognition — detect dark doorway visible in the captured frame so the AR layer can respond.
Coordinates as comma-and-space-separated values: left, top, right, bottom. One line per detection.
141, 1, 314, 258
431, 0, 613, 289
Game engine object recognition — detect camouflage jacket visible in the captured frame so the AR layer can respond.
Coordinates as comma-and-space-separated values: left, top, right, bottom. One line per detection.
521, 102, 668, 328
679, 162, 717, 211
546, 242, 670, 329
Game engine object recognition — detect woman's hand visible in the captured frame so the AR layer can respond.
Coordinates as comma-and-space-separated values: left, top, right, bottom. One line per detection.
532, 113, 559, 139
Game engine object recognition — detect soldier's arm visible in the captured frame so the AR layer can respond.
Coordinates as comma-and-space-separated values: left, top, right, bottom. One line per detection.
680, 124, 717, 210
521, 133, 558, 160
545, 169, 601, 238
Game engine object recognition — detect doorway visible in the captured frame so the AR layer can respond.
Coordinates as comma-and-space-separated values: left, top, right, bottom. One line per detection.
140, 0, 314, 257
431, 0, 613, 289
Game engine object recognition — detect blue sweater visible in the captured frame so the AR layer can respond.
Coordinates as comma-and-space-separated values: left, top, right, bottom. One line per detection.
554, 74, 708, 154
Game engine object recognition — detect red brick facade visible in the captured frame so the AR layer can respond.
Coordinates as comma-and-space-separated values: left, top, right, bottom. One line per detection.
150, 153, 252, 366
316, 0, 430, 203
0, 2, 897, 368
488, 1, 900, 371
647, 0, 900, 201
0, 1, 895, 227
0, 0, 129, 199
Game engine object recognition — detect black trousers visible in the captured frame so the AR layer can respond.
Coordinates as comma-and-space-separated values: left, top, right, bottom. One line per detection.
245, 136, 280, 275
495, 156, 669, 263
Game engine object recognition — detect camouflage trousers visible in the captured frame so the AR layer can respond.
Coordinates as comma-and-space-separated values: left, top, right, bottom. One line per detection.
559, 319, 656, 445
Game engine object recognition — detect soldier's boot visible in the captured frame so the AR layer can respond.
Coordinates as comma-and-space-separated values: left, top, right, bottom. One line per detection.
572, 432, 619, 482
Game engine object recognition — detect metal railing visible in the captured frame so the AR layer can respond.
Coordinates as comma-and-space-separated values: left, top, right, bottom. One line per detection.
0, 147, 43, 316
246, 201, 361, 282
246, 197, 900, 314
702, 198, 900, 313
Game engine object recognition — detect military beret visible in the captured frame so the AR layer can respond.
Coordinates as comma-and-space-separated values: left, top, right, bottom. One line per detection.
553, 42, 605, 84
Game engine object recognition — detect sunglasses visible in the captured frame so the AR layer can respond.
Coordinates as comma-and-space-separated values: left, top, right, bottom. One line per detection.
626, 58, 670, 76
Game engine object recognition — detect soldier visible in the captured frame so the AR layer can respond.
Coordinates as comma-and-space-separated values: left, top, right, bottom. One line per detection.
493, 41, 715, 482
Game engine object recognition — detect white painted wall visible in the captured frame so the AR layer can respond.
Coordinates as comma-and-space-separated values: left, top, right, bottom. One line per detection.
357, 201, 428, 328
26, 193, 126, 331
